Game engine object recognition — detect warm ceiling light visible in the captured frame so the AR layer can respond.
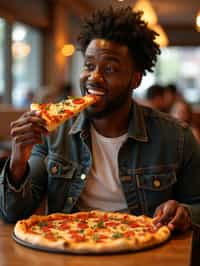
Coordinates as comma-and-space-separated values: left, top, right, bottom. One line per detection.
12, 42, 31, 59
133, 0, 169, 47
196, 10, 200, 32
150, 24, 169, 48
61, 44, 75, 57
133, 0, 158, 25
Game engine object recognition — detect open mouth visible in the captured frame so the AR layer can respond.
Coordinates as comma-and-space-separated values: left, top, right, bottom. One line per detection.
87, 89, 105, 96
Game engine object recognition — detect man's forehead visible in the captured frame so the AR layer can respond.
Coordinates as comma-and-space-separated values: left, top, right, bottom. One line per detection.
85, 39, 130, 58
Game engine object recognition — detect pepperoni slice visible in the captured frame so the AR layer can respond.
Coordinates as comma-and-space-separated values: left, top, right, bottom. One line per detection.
96, 234, 108, 243
45, 233, 57, 241
69, 230, 86, 242
76, 213, 89, 220
103, 214, 109, 221
73, 235, 86, 242
124, 231, 135, 238
77, 222, 88, 229
72, 98, 85, 105
129, 222, 140, 228
42, 226, 52, 232
105, 221, 119, 227
64, 110, 74, 116
99, 234, 108, 239
59, 223, 70, 230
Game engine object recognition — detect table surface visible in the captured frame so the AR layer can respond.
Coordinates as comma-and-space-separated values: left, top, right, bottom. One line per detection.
0, 219, 192, 266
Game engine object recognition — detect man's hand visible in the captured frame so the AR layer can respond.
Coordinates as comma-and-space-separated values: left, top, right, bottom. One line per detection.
153, 200, 191, 232
10, 111, 48, 181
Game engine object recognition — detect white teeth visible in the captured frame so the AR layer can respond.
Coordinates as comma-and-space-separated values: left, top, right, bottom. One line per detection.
88, 89, 105, 96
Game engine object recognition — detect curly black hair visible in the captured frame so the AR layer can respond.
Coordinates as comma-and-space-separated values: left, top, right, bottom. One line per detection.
77, 6, 160, 75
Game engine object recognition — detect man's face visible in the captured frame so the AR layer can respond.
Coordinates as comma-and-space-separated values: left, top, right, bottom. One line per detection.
80, 39, 137, 119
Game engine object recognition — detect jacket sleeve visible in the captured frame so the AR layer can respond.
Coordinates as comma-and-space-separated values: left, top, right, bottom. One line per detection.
0, 142, 48, 223
175, 126, 200, 225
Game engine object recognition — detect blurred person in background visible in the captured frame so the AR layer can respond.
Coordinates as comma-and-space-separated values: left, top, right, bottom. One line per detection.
145, 83, 179, 113
164, 84, 179, 113
171, 100, 200, 143
145, 84, 166, 112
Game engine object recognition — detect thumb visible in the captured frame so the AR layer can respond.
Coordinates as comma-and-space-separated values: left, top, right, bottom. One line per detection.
153, 208, 163, 225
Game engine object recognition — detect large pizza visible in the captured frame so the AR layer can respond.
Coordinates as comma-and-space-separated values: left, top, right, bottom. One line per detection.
14, 211, 171, 254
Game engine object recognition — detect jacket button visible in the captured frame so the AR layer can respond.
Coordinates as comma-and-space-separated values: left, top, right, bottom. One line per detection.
67, 197, 73, 204
80, 173, 86, 180
153, 178, 161, 188
51, 165, 58, 174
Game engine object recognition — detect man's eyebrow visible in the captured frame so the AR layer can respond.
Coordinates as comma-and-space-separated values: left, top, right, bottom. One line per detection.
85, 55, 121, 63
102, 55, 121, 63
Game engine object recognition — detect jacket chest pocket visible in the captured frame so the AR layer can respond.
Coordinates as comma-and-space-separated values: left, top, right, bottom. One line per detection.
136, 172, 177, 215
46, 156, 80, 209
47, 159, 76, 180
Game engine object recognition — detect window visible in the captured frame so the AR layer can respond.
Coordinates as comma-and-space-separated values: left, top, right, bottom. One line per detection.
0, 18, 5, 100
134, 47, 200, 105
12, 23, 42, 107
156, 47, 200, 104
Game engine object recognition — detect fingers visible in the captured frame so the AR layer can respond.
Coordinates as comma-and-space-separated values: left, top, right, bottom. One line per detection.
153, 206, 163, 225
11, 122, 47, 138
10, 111, 48, 138
157, 200, 178, 226
11, 111, 46, 127
153, 204, 163, 218
153, 200, 178, 227
153, 200, 192, 232
11, 131, 44, 146
10, 111, 48, 164
168, 206, 191, 232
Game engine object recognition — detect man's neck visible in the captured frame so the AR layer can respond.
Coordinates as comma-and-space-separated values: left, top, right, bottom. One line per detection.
91, 102, 132, 138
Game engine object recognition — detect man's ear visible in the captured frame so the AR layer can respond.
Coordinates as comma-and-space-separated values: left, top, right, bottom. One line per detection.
131, 72, 142, 89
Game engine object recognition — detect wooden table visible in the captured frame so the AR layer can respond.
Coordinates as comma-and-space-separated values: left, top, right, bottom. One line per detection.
0, 219, 192, 266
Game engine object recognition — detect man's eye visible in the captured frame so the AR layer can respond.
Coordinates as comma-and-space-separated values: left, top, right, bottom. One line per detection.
84, 63, 95, 71
104, 65, 117, 74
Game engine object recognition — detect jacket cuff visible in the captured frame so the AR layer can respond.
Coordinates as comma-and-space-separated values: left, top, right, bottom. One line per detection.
0, 158, 30, 193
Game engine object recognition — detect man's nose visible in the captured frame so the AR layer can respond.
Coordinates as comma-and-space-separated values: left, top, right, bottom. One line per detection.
88, 69, 103, 82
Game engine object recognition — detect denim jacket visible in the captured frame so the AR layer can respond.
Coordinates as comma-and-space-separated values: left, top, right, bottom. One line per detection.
1, 102, 200, 223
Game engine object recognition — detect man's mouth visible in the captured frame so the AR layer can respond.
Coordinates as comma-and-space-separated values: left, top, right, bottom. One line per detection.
87, 88, 105, 96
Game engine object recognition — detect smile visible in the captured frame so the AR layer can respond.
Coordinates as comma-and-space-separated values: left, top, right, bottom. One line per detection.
87, 89, 105, 96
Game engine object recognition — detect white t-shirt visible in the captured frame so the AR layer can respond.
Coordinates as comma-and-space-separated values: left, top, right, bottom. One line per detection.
79, 126, 128, 212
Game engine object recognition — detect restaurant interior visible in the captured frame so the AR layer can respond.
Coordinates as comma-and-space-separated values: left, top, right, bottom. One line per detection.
0, 0, 200, 151
0, 0, 200, 265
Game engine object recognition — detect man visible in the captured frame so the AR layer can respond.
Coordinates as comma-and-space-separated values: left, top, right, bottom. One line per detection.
0, 7, 199, 233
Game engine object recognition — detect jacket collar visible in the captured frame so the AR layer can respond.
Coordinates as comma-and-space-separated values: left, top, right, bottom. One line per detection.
68, 101, 148, 142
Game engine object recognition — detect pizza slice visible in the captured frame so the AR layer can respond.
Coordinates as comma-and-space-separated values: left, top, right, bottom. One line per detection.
30, 95, 98, 131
